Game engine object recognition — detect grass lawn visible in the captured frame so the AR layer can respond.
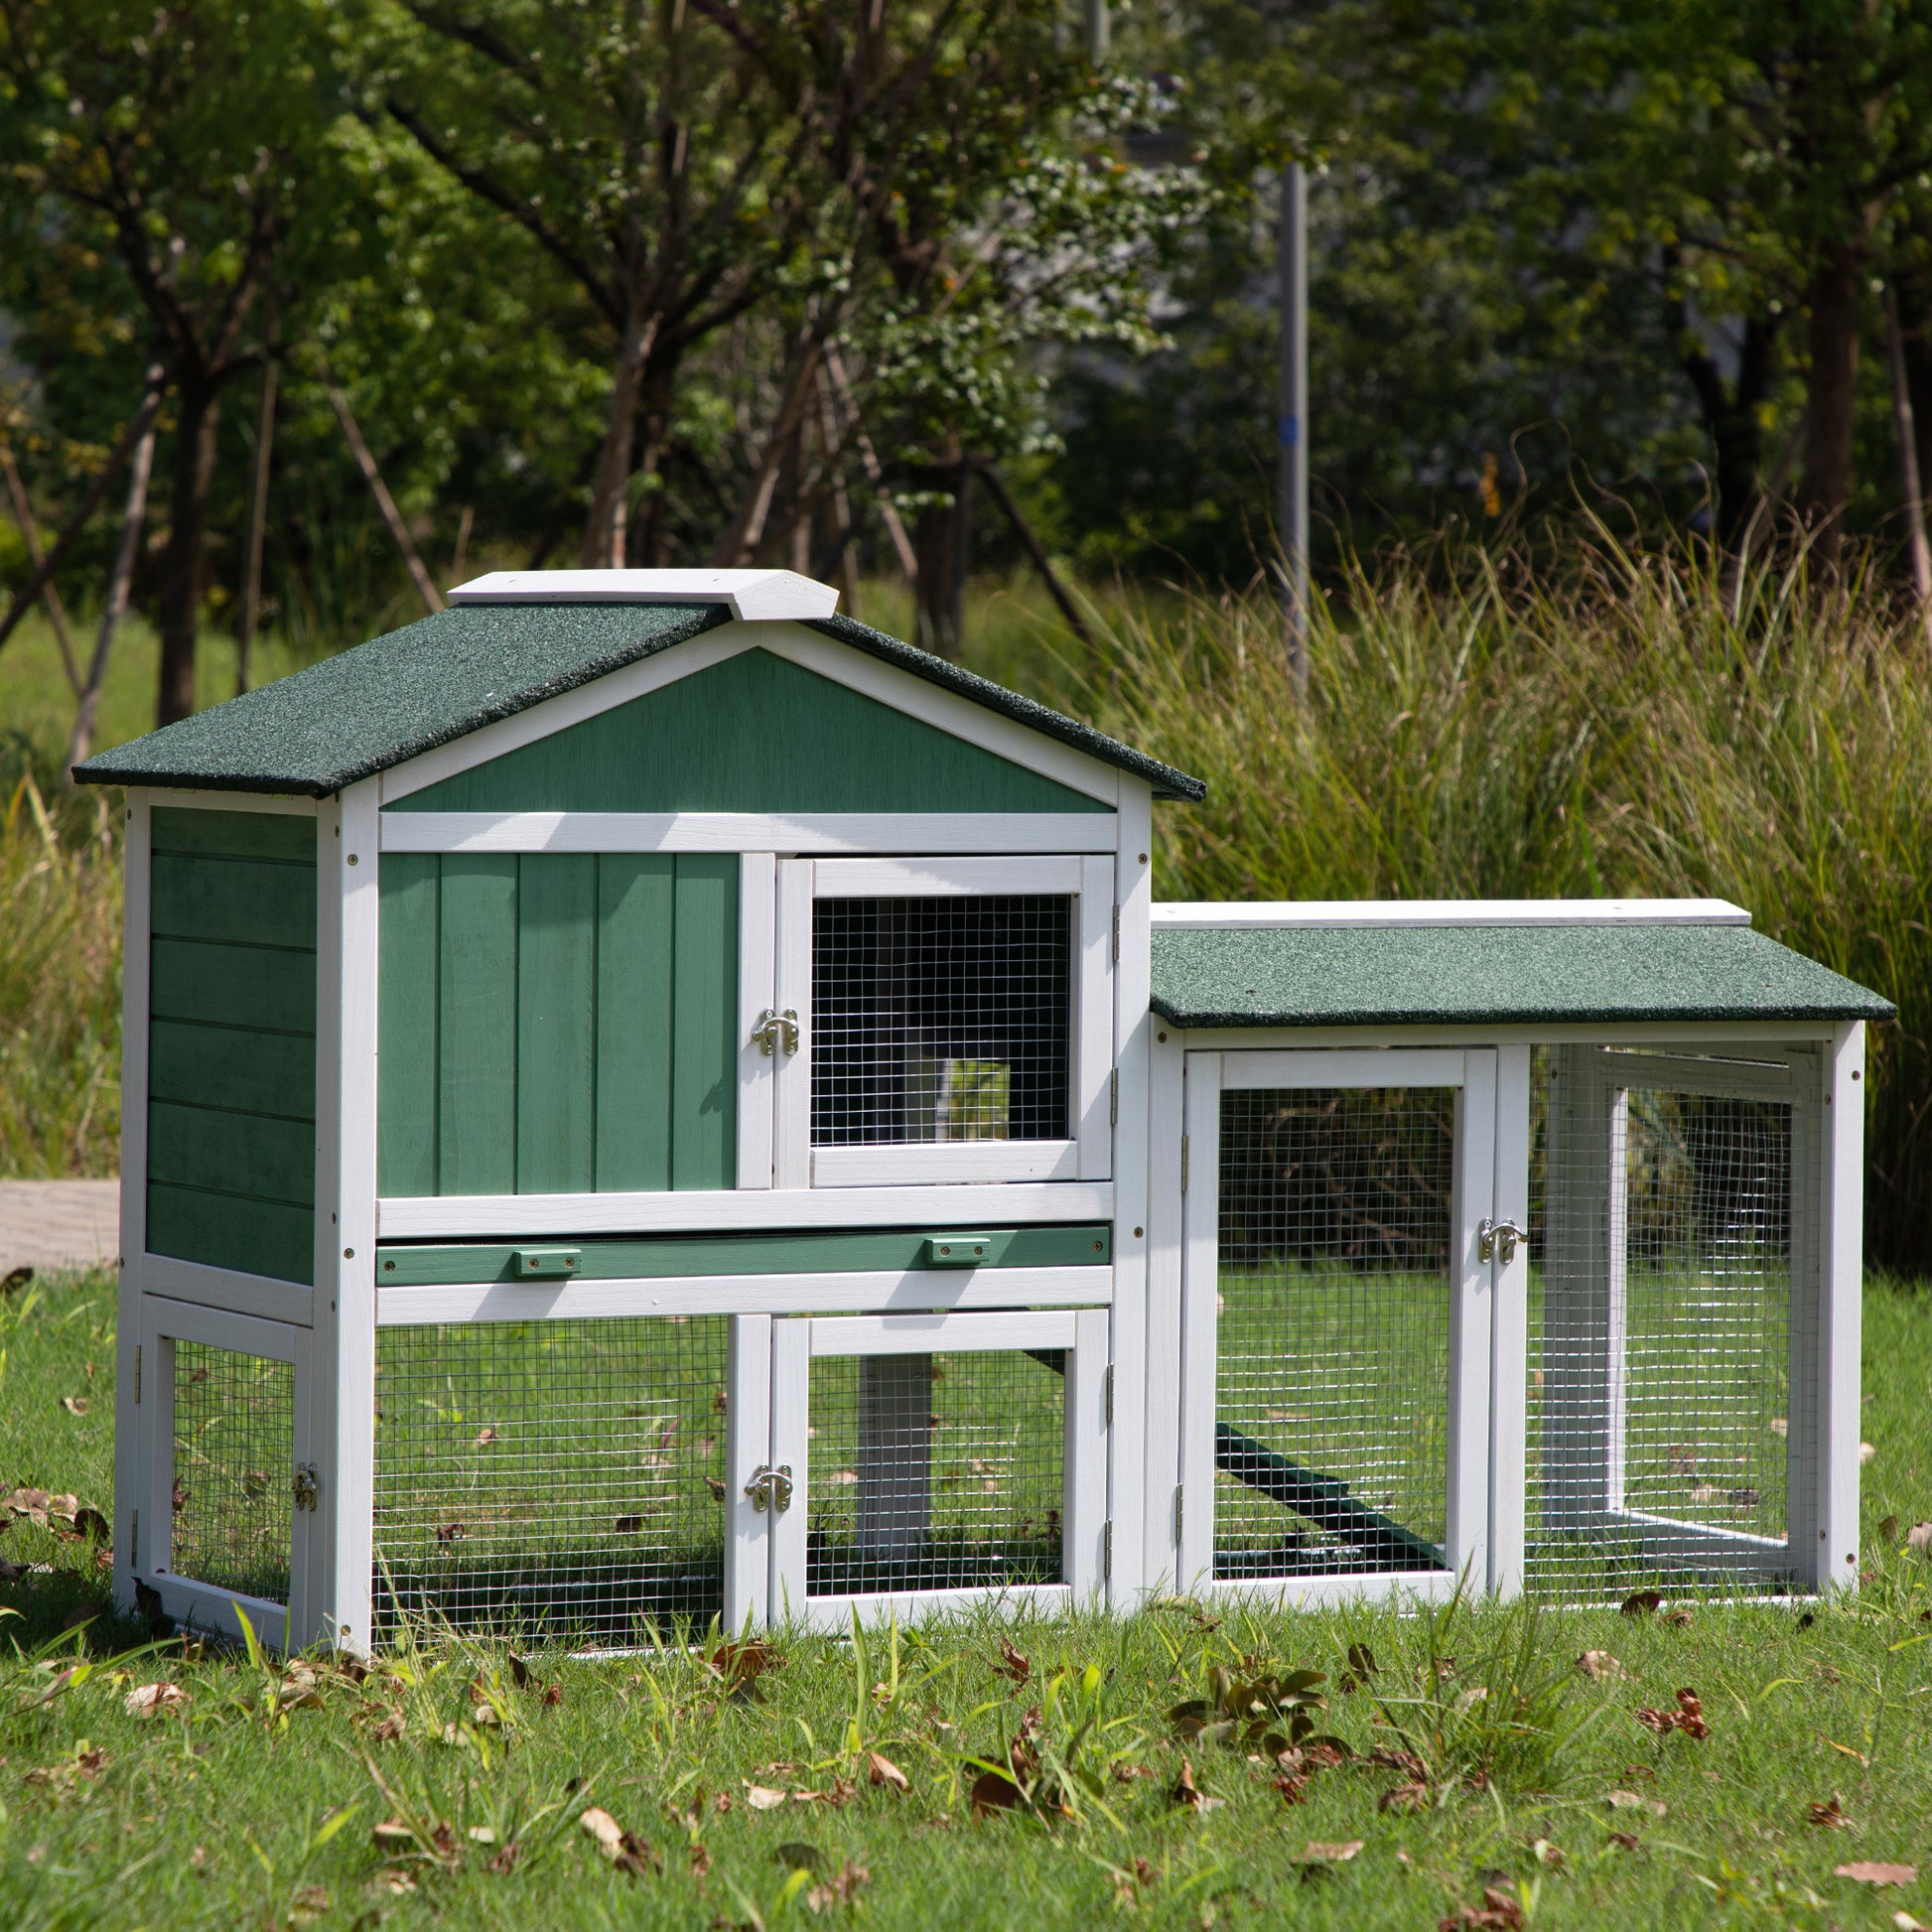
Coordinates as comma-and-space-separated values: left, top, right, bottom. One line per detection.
0, 1271, 1927, 1928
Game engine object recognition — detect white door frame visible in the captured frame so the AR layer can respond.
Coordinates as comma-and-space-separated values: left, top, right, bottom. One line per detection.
1176, 1047, 1498, 1608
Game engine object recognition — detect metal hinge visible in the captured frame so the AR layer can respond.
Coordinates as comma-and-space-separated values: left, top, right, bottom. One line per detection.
1104, 1364, 1114, 1425
1109, 1069, 1118, 1127
1104, 1519, 1113, 1579
130, 1508, 138, 1570
1112, 904, 1121, 963
134, 1343, 141, 1404
1179, 1134, 1189, 1193
1173, 1485, 1183, 1541
744, 1463, 793, 1513
292, 1463, 320, 1511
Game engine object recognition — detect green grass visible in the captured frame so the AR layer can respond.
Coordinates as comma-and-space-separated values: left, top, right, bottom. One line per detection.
2, 1269, 1929, 1928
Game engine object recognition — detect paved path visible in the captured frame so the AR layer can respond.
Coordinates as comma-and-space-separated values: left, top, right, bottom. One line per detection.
0, 1179, 120, 1276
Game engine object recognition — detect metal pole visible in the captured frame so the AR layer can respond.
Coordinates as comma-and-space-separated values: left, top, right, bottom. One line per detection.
1277, 162, 1310, 690
1083, 0, 1108, 60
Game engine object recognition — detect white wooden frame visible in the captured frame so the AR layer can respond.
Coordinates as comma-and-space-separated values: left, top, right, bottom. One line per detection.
1175, 1047, 1497, 1607
771, 854, 1115, 1188
133, 1294, 314, 1652
378, 812, 1120, 856
1526, 1041, 1827, 1589
763, 1310, 1109, 1630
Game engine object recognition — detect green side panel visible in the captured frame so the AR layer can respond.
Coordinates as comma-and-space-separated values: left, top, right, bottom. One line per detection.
147, 1183, 315, 1285
147, 1102, 315, 1206
150, 938, 316, 1034
149, 1020, 317, 1120
376, 1224, 1114, 1285
437, 856, 519, 1194
151, 806, 319, 864
151, 853, 318, 948
514, 855, 598, 1193
594, 855, 676, 1191
389, 648, 1111, 815
377, 855, 441, 1197
670, 856, 737, 1190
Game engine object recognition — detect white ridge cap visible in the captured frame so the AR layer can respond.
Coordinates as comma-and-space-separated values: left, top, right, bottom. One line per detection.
1151, 897, 1751, 929
448, 568, 840, 622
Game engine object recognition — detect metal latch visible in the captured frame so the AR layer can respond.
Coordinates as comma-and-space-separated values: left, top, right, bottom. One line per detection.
751, 1009, 801, 1056
744, 1463, 793, 1513
292, 1462, 320, 1511
1477, 1217, 1527, 1265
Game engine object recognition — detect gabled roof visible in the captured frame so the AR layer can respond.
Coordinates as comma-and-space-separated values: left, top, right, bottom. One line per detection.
71, 583, 1206, 802
1150, 903, 1893, 1029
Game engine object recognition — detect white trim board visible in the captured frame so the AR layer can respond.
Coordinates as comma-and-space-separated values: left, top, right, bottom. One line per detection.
1153, 897, 1750, 928
135, 787, 319, 816
449, 568, 841, 622
377, 811, 1121, 856
376, 1180, 1115, 1239
1172, 1023, 1841, 1050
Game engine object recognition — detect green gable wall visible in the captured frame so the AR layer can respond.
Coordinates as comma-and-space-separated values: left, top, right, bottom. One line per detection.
147, 809, 318, 1285
378, 852, 739, 1197
385, 648, 1112, 816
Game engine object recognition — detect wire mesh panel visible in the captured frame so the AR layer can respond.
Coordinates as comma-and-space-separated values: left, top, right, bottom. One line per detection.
371, 1316, 729, 1644
803, 1347, 1066, 1597
1212, 1087, 1454, 1578
170, 1342, 296, 1605
811, 896, 1071, 1145
1526, 1047, 1809, 1599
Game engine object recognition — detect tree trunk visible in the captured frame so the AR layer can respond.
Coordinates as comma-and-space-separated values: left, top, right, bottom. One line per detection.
1680, 313, 1780, 552
1797, 243, 1864, 569
1896, 261, 1932, 518
68, 399, 158, 773
582, 303, 657, 568
236, 353, 277, 695
913, 456, 971, 656
156, 374, 221, 729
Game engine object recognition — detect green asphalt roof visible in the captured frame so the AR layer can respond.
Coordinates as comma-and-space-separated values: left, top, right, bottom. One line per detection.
72, 603, 1205, 802
1150, 920, 1893, 1030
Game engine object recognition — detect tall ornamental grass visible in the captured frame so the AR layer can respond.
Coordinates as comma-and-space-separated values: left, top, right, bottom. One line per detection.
1007, 537, 1932, 1274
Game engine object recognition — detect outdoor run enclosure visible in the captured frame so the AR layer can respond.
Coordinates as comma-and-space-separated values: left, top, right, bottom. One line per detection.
78, 572, 1890, 1651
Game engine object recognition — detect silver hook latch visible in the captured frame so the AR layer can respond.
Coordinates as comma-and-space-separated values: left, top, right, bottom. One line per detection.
1477, 1217, 1526, 1265
779, 1008, 800, 1055
292, 1462, 320, 1511
744, 1463, 793, 1513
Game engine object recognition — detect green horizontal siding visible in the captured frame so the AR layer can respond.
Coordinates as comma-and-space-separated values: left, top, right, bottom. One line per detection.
378, 852, 738, 1197
387, 648, 1111, 816
375, 1225, 1114, 1285
146, 809, 318, 1285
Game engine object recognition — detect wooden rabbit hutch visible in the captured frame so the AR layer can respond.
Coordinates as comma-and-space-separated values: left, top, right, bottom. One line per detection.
77, 570, 1891, 1650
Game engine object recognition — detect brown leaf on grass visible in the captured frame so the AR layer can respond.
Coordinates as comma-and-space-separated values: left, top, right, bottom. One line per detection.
688, 1841, 711, 1877
1607, 1831, 1640, 1852
1635, 1687, 1708, 1740
1437, 1885, 1526, 1930
1, 1266, 32, 1296
1366, 1745, 1426, 1780
1892, 1913, 1930, 1932
369, 1710, 406, 1742
486, 1844, 523, 1874
1303, 1740, 1351, 1770
542, 1682, 563, 1707
71, 1507, 108, 1544
614, 1515, 643, 1534
124, 1682, 187, 1719
371, 1820, 416, 1846
288, 1883, 331, 1924
993, 1636, 1031, 1685
1836, 1863, 1918, 1887
1906, 1522, 1932, 1558
1808, 1793, 1851, 1829
705, 1476, 728, 1500
435, 1521, 465, 1544
1274, 1772, 1311, 1805
744, 1786, 789, 1812
1577, 1650, 1625, 1681
60, 1397, 88, 1417
1619, 1588, 1664, 1618
1112, 1762, 1155, 1784
1531, 1840, 1565, 1870
712, 1639, 783, 1694
1607, 1790, 1668, 1818
806, 1863, 872, 1911
1664, 1606, 1695, 1628
969, 1769, 1022, 1817
579, 1807, 656, 1874
1299, 1841, 1364, 1864
1381, 1781, 1430, 1814
865, 1751, 908, 1792
1878, 1514, 1899, 1542
473, 1426, 497, 1447
1170, 1757, 1223, 1813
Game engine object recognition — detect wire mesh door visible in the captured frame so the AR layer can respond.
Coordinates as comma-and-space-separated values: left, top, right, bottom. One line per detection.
137, 1297, 312, 1648
1525, 1045, 1818, 1599
768, 1311, 1108, 1627
1178, 1050, 1497, 1603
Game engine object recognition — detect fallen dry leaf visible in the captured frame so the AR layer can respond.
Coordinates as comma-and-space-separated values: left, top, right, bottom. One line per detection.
1300, 1841, 1364, 1863
1531, 1840, 1565, 1870
1380, 1781, 1429, 1814
969, 1770, 1023, 1817
744, 1785, 789, 1812
1607, 1830, 1640, 1851
1893, 1914, 1929, 1932
1809, 1793, 1851, 1829
1578, 1650, 1625, 1682
1171, 1757, 1223, 1813
542, 1682, 563, 1707
1906, 1523, 1932, 1558
1860, 1442, 1876, 1464
1634, 1687, 1708, 1740
474, 1426, 498, 1447
1835, 1863, 1918, 1887
806, 1862, 872, 1911
865, 1751, 908, 1792
1438, 1887, 1526, 1931
1607, 1790, 1668, 1817
1619, 1588, 1664, 1618
60, 1397, 88, 1417
579, 1807, 655, 1874
1275, 1771, 1311, 1804
993, 1636, 1031, 1685
124, 1682, 187, 1720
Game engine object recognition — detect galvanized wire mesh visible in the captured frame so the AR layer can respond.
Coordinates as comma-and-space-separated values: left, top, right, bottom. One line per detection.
811, 896, 1071, 1145
805, 1347, 1066, 1596
1526, 1046, 1806, 1599
170, 1341, 295, 1604
371, 1317, 729, 1644
1212, 1087, 1453, 1578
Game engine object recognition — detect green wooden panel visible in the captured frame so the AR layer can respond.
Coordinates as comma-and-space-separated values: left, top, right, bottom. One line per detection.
594, 855, 676, 1191
147, 1101, 315, 1206
147, 1182, 315, 1286
670, 856, 737, 1190
151, 853, 318, 948
152, 807, 318, 864
377, 855, 441, 1197
376, 1224, 1114, 1284
150, 938, 316, 1035
390, 649, 1111, 815
149, 1020, 316, 1121
514, 855, 598, 1192
437, 855, 518, 1194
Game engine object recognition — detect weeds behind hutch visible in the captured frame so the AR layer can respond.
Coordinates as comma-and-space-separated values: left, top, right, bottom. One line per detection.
76, 570, 1891, 1651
